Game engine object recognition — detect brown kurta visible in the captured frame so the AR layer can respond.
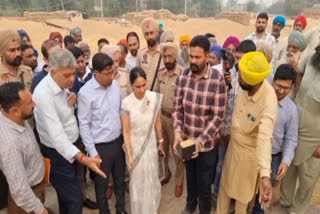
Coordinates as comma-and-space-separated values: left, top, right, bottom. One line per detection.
220, 80, 278, 204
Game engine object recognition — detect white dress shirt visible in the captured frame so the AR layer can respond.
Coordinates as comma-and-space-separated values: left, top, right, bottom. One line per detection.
33, 74, 80, 163
125, 53, 137, 72
78, 77, 122, 157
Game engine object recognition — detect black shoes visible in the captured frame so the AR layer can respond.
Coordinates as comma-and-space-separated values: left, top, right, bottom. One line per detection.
83, 198, 98, 209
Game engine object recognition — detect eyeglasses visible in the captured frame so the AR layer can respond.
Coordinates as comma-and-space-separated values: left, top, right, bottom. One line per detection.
100, 67, 117, 77
274, 82, 292, 92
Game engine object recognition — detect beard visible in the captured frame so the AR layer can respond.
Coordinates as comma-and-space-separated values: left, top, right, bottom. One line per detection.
22, 112, 33, 120
31, 61, 38, 70
256, 26, 265, 33
181, 49, 189, 64
147, 39, 157, 48
286, 51, 301, 62
190, 63, 205, 75
271, 31, 280, 39
6, 56, 22, 67
235, 63, 239, 72
311, 46, 320, 71
165, 61, 176, 70
130, 49, 138, 57
239, 82, 254, 91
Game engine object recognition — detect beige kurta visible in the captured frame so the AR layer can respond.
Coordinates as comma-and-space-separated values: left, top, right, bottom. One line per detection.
116, 67, 131, 99
220, 80, 278, 204
293, 56, 320, 166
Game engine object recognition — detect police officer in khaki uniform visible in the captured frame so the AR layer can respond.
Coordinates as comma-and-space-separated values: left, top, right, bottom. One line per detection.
0, 30, 33, 91
0, 29, 33, 210
136, 17, 164, 92
159, 42, 185, 197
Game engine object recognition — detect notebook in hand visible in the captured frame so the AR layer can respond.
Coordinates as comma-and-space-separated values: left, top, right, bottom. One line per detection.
177, 139, 196, 161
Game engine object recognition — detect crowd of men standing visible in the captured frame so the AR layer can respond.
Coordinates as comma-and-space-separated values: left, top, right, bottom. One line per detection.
0, 11, 319, 214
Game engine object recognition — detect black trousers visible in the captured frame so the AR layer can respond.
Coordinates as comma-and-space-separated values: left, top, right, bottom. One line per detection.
185, 146, 219, 214
0, 170, 8, 209
94, 136, 126, 214
40, 143, 83, 214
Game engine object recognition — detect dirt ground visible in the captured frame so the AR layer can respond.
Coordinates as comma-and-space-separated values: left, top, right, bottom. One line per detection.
0, 155, 319, 214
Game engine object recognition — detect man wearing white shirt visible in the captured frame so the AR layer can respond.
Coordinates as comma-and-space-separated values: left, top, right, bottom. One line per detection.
33, 49, 106, 214
125, 32, 140, 72
78, 53, 127, 214
246, 12, 276, 49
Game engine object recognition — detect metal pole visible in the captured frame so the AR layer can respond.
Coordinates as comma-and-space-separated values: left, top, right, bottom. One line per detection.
100, 0, 104, 18
184, 0, 187, 15
60, 0, 65, 11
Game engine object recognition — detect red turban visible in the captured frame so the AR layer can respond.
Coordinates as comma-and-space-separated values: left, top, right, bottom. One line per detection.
49, 32, 63, 43
294, 15, 307, 30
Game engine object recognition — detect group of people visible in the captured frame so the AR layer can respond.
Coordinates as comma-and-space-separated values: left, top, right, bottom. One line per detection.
0, 11, 319, 214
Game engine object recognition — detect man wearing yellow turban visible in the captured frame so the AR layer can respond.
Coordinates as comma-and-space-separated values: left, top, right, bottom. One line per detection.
179, 34, 191, 66
216, 52, 278, 214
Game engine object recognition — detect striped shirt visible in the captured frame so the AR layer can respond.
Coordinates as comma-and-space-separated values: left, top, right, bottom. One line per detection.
0, 113, 44, 213
173, 66, 227, 152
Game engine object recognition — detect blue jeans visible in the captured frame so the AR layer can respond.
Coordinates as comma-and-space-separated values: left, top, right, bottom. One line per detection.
213, 142, 227, 195
252, 153, 282, 214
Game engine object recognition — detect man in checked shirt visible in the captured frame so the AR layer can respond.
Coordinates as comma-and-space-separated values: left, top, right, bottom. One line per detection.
173, 35, 227, 214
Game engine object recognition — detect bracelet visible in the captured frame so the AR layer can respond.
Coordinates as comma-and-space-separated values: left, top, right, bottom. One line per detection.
79, 154, 86, 163
157, 138, 164, 143
37, 207, 45, 214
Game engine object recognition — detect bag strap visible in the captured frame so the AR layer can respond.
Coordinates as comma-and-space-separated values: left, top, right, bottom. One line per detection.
132, 93, 161, 169
150, 54, 162, 91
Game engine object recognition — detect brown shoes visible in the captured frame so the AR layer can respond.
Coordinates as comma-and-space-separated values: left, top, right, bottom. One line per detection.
160, 170, 172, 185
106, 185, 113, 199
175, 184, 183, 197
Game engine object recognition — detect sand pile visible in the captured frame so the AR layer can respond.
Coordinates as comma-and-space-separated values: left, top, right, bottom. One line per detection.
23, 10, 83, 21
0, 15, 318, 55
216, 11, 251, 25
121, 9, 188, 25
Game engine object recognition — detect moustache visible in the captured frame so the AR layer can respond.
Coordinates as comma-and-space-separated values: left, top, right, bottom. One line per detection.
147, 39, 157, 47
9, 56, 22, 67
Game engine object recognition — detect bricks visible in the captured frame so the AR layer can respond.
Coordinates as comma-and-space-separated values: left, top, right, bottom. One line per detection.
216, 11, 250, 25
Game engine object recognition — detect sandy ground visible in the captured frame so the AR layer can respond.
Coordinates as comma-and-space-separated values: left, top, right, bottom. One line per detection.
0, 15, 319, 213
0, 16, 319, 55
0, 154, 319, 214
